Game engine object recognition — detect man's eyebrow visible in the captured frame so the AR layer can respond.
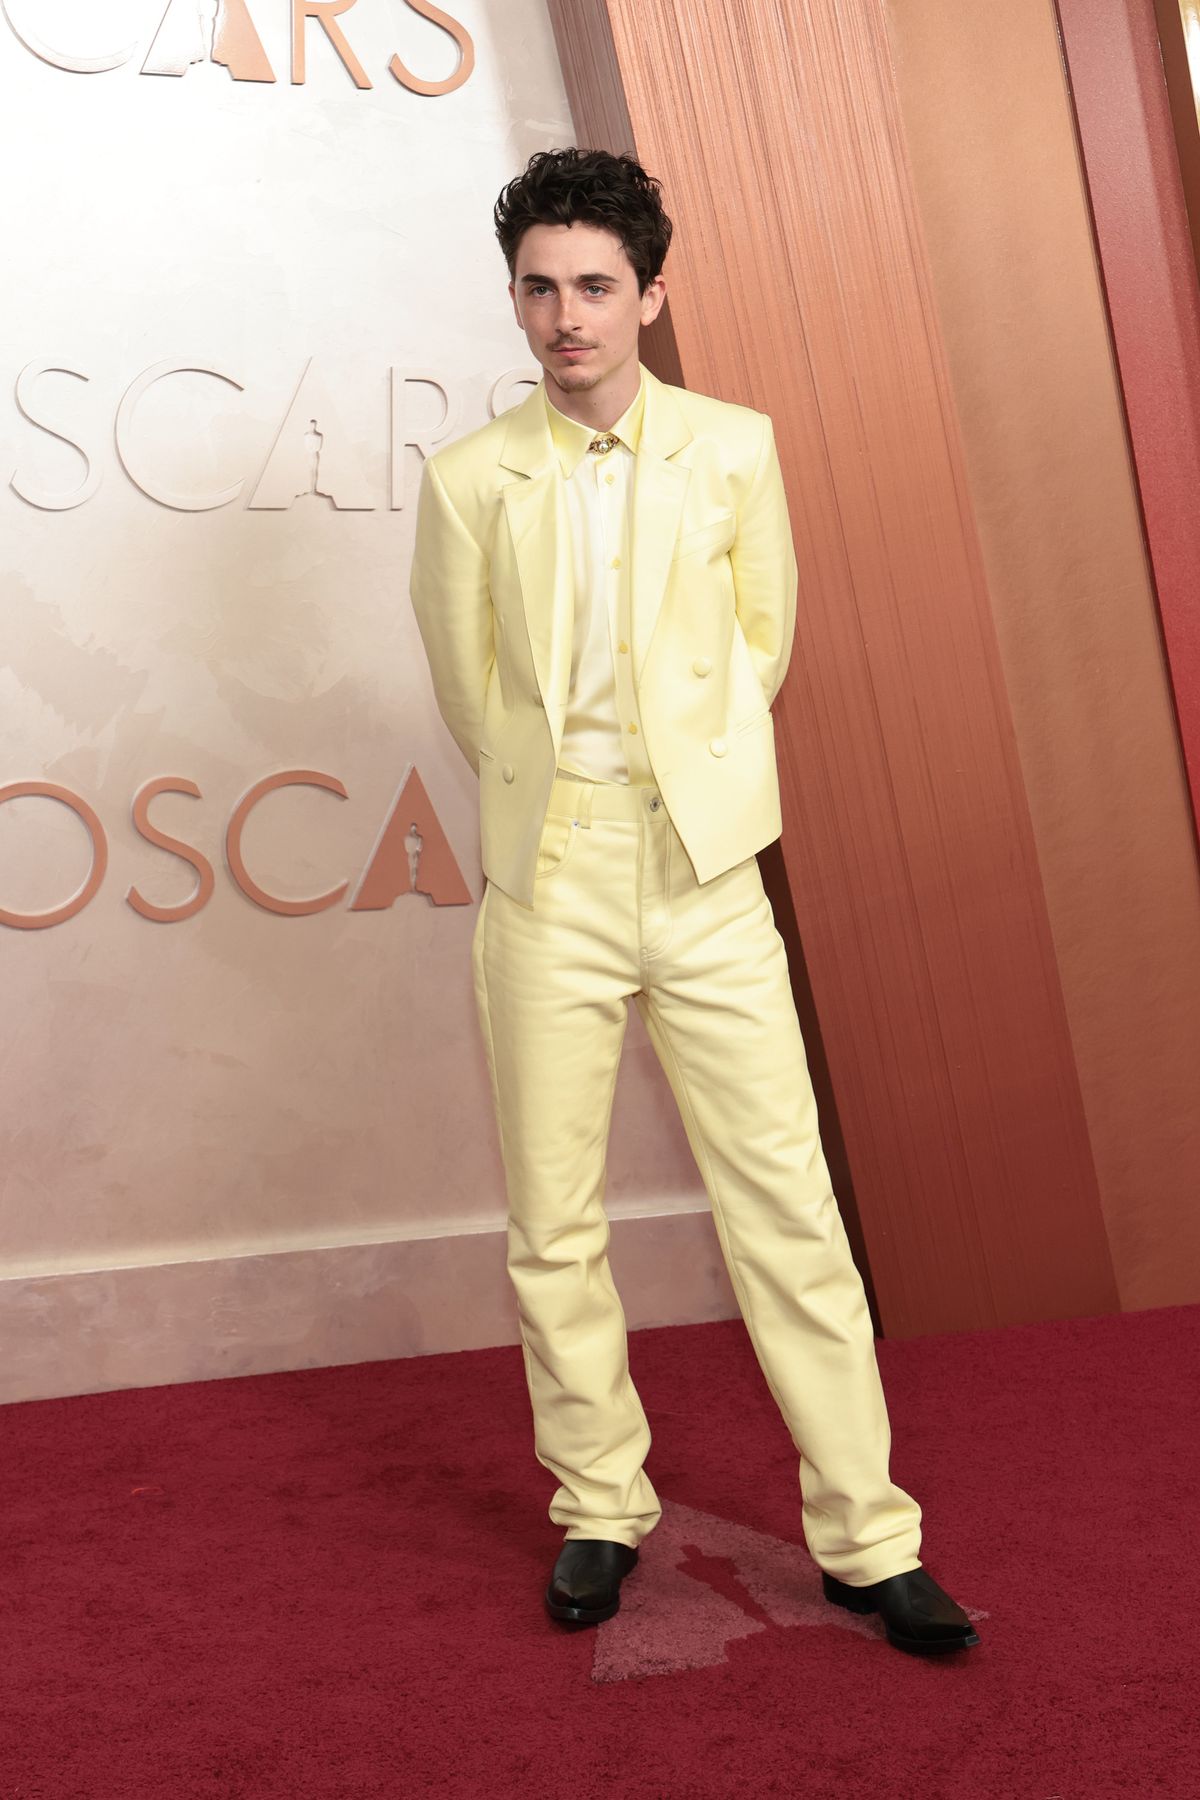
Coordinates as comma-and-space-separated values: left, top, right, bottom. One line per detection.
518, 271, 621, 286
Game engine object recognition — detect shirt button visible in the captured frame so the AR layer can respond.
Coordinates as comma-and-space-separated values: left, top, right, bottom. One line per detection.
628, 722, 638, 734
709, 738, 727, 758
605, 474, 615, 486
692, 657, 712, 677
611, 556, 621, 569
618, 641, 629, 654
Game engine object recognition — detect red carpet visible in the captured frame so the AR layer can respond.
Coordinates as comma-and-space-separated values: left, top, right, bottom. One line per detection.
3, 1302, 1198, 1798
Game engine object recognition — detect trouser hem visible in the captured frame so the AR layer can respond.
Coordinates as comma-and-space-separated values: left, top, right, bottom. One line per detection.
818, 1552, 923, 1586
561, 1524, 650, 1550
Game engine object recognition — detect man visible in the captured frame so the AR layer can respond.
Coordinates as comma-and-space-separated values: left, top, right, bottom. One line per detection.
409, 147, 978, 1657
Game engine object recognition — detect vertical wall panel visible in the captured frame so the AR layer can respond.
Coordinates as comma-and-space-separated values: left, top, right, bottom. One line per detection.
550, 0, 1120, 1336
1056, 0, 1200, 835
886, 0, 1200, 1312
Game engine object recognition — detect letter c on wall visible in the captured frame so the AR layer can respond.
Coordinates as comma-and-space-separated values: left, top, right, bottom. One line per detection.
226, 770, 349, 915
1, 0, 137, 72
116, 360, 247, 511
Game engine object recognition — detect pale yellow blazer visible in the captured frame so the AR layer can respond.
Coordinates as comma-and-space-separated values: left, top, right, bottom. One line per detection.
409, 363, 798, 909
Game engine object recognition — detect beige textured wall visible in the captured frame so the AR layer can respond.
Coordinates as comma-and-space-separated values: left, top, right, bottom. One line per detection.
0, 0, 710, 1290
884, 0, 1200, 1307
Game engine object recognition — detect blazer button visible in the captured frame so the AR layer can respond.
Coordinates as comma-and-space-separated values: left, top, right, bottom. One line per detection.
692, 657, 712, 677
709, 737, 728, 758
502, 763, 515, 782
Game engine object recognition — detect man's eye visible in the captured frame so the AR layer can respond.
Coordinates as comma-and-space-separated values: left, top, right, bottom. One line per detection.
586, 286, 606, 297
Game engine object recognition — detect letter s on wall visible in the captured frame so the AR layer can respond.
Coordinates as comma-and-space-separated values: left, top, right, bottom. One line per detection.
388, 0, 474, 96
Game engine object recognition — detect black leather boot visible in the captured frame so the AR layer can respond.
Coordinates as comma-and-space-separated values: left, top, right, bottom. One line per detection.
822, 1565, 981, 1655
545, 1538, 640, 1626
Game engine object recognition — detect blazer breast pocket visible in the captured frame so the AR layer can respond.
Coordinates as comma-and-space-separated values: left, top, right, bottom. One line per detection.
671, 511, 736, 563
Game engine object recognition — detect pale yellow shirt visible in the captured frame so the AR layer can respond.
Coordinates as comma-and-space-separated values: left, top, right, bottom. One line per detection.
544, 376, 653, 785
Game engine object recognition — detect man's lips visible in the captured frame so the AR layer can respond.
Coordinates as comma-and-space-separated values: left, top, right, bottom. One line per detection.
553, 345, 593, 357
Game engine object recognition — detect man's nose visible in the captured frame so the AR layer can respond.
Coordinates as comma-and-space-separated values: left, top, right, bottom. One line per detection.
554, 293, 580, 335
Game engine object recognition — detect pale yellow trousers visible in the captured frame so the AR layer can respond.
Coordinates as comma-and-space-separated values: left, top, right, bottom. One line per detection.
471, 769, 923, 1586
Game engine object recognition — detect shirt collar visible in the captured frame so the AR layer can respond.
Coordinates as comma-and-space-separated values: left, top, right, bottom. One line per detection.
544, 370, 646, 478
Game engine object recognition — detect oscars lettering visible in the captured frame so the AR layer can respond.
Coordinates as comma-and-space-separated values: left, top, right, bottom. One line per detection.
1, 0, 475, 94
7, 362, 539, 512
0, 766, 474, 930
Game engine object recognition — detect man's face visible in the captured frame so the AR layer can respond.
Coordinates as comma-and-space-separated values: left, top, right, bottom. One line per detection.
509, 221, 666, 399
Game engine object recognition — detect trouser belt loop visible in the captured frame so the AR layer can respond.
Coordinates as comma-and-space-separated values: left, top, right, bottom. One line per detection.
575, 781, 595, 829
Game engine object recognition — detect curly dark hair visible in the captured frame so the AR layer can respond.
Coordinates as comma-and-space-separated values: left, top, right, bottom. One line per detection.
494, 147, 673, 294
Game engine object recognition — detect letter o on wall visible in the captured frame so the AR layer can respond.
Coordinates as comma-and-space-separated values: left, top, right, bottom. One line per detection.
0, 782, 108, 929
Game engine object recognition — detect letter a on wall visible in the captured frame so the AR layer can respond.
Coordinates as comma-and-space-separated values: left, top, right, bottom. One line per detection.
249, 357, 375, 510
350, 765, 471, 909
143, 0, 276, 81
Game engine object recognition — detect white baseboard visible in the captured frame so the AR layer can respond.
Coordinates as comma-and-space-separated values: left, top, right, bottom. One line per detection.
0, 1209, 739, 1405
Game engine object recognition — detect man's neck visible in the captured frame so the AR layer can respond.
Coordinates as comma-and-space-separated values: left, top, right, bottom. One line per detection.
545, 355, 642, 432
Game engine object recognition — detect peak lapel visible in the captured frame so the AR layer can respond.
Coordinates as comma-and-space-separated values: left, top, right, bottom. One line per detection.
632, 369, 693, 682
499, 382, 574, 720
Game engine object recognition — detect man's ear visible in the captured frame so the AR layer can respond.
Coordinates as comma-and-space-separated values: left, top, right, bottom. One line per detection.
641, 274, 667, 327
509, 280, 523, 330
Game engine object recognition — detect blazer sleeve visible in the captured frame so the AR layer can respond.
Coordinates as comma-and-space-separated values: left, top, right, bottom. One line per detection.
409, 454, 495, 778
729, 412, 799, 710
